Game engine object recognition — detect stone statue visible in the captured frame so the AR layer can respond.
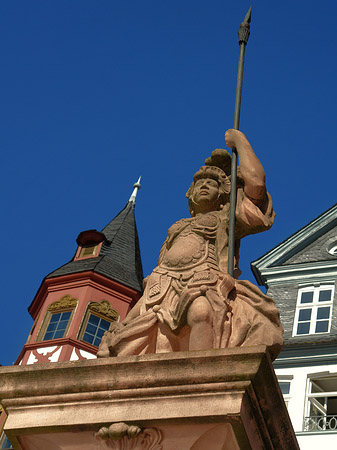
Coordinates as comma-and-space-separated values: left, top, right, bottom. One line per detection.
98, 130, 283, 360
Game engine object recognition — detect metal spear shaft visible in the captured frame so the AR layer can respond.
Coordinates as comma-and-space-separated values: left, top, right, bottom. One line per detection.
227, 6, 252, 277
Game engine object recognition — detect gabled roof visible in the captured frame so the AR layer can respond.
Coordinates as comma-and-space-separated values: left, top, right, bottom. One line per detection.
252, 203, 337, 285
46, 201, 144, 293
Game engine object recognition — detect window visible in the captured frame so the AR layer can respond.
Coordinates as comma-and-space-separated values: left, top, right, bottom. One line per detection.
277, 376, 292, 409
303, 374, 337, 431
328, 242, 337, 256
37, 295, 78, 342
0, 432, 13, 449
79, 245, 98, 258
79, 300, 119, 348
43, 311, 72, 340
82, 314, 111, 347
293, 285, 334, 336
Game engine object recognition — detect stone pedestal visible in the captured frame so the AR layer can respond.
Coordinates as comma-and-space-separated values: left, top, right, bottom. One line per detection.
0, 345, 299, 449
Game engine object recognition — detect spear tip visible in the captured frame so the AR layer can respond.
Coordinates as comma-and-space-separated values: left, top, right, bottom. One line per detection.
238, 6, 252, 45
243, 6, 252, 25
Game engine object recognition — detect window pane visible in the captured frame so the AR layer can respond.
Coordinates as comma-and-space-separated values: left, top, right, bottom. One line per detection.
44, 332, 54, 340
57, 320, 69, 330
300, 291, 314, 304
100, 318, 111, 330
279, 381, 291, 395
46, 321, 57, 332
83, 332, 94, 344
298, 309, 312, 321
61, 311, 71, 320
53, 330, 65, 339
297, 322, 310, 334
88, 314, 100, 326
317, 307, 330, 320
49, 313, 61, 323
94, 336, 101, 347
96, 327, 106, 338
86, 323, 97, 335
319, 290, 332, 302
315, 321, 329, 333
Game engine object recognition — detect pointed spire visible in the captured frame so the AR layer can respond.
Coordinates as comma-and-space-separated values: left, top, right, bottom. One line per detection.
46, 178, 144, 293
128, 177, 141, 204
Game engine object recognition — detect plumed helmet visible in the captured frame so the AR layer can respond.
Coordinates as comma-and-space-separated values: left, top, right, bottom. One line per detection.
186, 165, 231, 216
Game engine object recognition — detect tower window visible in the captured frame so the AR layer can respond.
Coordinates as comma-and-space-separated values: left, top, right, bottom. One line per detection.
37, 295, 78, 342
79, 245, 98, 258
293, 285, 334, 336
0, 432, 13, 449
82, 314, 111, 347
79, 300, 119, 348
43, 311, 72, 340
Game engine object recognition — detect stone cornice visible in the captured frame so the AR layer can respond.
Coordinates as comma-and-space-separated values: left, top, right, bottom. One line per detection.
0, 346, 299, 450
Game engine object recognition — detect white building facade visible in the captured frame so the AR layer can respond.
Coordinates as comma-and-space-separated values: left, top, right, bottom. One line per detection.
252, 203, 337, 449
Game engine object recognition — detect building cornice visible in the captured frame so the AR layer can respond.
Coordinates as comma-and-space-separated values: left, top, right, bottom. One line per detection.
274, 341, 337, 368
256, 260, 337, 286
251, 203, 337, 285
28, 271, 141, 319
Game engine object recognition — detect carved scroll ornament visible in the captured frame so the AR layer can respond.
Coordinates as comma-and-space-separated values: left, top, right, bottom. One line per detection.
89, 300, 119, 321
96, 422, 162, 450
48, 295, 78, 311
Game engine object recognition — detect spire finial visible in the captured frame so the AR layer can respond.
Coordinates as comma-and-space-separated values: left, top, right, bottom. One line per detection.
128, 176, 141, 204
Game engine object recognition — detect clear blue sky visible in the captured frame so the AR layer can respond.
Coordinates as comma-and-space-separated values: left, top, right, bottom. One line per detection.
1, 1, 336, 365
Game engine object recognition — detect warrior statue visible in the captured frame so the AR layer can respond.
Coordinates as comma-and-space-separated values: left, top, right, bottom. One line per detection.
98, 129, 283, 360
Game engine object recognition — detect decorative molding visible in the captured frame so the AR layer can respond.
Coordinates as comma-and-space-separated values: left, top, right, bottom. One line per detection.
256, 260, 337, 286
251, 203, 337, 285
96, 423, 162, 449
48, 295, 78, 311
89, 300, 119, 321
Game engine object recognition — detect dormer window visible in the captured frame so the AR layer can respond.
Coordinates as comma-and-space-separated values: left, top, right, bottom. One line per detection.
328, 243, 337, 256
79, 245, 98, 258
74, 229, 105, 261
293, 285, 334, 336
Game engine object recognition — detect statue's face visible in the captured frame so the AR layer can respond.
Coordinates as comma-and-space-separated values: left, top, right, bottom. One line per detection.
192, 177, 220, 212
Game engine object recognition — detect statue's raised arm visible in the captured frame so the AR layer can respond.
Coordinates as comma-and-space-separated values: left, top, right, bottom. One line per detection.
225, 129, 266, 206
98, 131, 283, 360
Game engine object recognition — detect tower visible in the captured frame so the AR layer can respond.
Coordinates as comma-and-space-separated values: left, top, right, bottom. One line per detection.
0, 180, 143, 447
16, 179, 143, 366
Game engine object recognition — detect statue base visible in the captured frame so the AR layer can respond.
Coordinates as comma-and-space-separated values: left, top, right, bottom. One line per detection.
0, 345, 299, 449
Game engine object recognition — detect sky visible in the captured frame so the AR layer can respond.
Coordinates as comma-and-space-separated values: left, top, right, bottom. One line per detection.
1, 1, 336, 366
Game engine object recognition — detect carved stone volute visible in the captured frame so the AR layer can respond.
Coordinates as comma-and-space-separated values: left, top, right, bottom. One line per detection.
96, 422, 163, 449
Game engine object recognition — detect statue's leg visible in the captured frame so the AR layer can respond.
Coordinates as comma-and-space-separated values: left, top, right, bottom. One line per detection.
187, 296, 214, 350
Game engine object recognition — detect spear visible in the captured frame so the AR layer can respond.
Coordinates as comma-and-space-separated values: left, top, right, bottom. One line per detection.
227, 6, 252, 277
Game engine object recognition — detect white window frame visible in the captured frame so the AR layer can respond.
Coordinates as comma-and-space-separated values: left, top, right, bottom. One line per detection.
303, 374, 337, 432
292, 284, 334, 337
277, 375, 293, 409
